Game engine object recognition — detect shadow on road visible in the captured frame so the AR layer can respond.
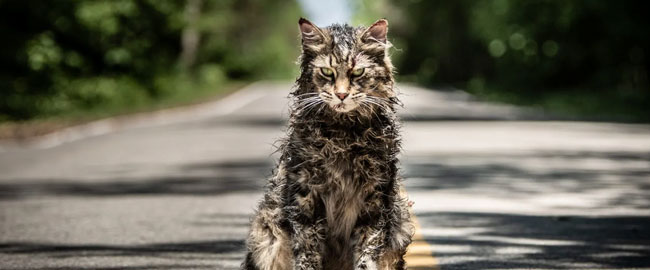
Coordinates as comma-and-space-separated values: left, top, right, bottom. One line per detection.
1, 146, 649, 269
0, 266, 216, 270
0, 239, 243, 256
416, 212, 650, 269
404, 150, 650, 211
0, 239, 244, 270
403, 149, 650, 269
0, 160, 273, 199
0, 213, 255, 269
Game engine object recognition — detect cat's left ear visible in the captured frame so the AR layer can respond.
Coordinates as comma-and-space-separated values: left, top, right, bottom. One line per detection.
299, 18, 327, 51
361, 19, 388, 44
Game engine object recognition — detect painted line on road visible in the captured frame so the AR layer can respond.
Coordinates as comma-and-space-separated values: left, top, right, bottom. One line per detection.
404, 212, 439, 269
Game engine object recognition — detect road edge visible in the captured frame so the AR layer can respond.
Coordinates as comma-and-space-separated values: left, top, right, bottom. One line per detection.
0, 82, 270, 151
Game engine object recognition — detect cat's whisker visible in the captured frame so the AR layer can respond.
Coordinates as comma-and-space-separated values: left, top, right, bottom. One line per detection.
359, 102, 382, 123
302, 100, 324, 115
293, 92, 319, 98
351, 94, 366, 101
295, 98, 319, 105
316, 102, 327, 115
295, 97, 322, 109
303, 100, 321, 109
364, 97, 391, 110
366, 95, 390, 104
362, 99, 387, 109
371, 95, 400, 107
357, 102, 371, 118
297, 103, 318, 113
296, 97, 322, 110
296, 95, 320, 100
319, 94, 333, 102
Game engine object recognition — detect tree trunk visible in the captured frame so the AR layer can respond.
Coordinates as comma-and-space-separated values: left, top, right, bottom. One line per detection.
179, 0, 202, 70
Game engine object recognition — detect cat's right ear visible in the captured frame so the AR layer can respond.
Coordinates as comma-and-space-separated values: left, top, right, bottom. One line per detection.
299, 18, 327, 51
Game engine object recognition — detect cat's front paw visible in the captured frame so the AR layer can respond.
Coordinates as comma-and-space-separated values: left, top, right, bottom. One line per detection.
356, 257, 378, 270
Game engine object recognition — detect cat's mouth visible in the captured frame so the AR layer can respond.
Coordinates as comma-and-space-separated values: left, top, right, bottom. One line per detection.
331, 103, 356, 113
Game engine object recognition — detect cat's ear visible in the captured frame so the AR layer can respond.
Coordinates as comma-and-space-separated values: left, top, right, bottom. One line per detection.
361, 19, 388, 44
299, 18, 327, 51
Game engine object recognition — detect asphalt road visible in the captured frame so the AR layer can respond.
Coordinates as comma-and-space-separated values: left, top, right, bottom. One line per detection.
1, 82, 649, 270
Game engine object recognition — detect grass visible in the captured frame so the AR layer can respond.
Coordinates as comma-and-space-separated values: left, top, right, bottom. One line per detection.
0, 79, 247, 140
466, 84, 650, 123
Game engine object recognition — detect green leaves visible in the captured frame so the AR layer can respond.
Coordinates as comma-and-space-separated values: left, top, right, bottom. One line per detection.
1, 0, 301, 121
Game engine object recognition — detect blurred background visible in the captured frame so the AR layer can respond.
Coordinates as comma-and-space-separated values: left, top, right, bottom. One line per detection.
2, 0, 648, 130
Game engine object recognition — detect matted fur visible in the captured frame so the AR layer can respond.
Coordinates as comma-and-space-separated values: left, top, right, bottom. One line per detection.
243, 18, 414, 270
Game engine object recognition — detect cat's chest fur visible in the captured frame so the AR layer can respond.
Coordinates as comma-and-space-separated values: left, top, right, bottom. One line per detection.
313, 139, 384, 240
321, 159, 365, 239
290, 118, 395, 239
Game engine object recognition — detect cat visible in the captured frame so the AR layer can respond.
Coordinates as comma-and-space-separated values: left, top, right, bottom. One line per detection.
242, 18, 413, 270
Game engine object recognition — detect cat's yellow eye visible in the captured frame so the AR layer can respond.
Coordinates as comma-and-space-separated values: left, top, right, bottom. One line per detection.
351, 68, 365, 77
320, 68, 334, 77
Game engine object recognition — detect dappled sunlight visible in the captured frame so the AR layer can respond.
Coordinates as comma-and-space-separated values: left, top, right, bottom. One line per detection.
403, 146, 650, 215
400, 121, 650, 268
413, 212, 650, 269
466, 236, 583, 247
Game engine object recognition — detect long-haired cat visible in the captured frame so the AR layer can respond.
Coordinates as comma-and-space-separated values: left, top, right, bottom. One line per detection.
242, 18, 413, 270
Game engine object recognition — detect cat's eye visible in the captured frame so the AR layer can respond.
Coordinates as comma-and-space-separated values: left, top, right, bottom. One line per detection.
320, 68, 334, 78
351, 68, 365, 77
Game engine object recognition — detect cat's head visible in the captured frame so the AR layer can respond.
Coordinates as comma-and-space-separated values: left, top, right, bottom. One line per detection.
296, 18, 395, 114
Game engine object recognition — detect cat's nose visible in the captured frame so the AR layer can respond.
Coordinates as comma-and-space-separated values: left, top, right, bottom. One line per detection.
335, 93, 349, 100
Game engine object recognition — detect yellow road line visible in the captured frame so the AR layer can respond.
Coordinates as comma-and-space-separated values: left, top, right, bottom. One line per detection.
404, 212, 438, 269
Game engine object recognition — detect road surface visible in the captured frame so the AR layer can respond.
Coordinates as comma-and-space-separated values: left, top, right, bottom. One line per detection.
1, 82, 649, 269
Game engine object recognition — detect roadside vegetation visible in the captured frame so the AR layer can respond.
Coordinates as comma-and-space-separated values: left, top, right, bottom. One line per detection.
2, 0, 647, 132
384, 0, 649, 122
0, 0, 301, 127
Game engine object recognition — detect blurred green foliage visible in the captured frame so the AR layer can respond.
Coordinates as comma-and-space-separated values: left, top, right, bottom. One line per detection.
0, 0, 301, 122
4, 0, 648, 122
388, 0, 649, 121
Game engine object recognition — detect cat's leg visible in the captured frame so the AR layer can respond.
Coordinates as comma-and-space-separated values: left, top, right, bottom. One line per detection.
352, 218, 386, 270
377, 248, 408, 270
244, 207, 293, 270
353, 196, 413, 270
284, 182, 326, 269
285, 191, 326, 270
353, 222, 410, 270
284, 167, 328, 270
242, 251, 260, 270
244, 163, 295, 270
290, 219, 326, 270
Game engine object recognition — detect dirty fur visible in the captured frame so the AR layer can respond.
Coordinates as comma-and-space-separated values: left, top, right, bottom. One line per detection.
243, 18, 414, 270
